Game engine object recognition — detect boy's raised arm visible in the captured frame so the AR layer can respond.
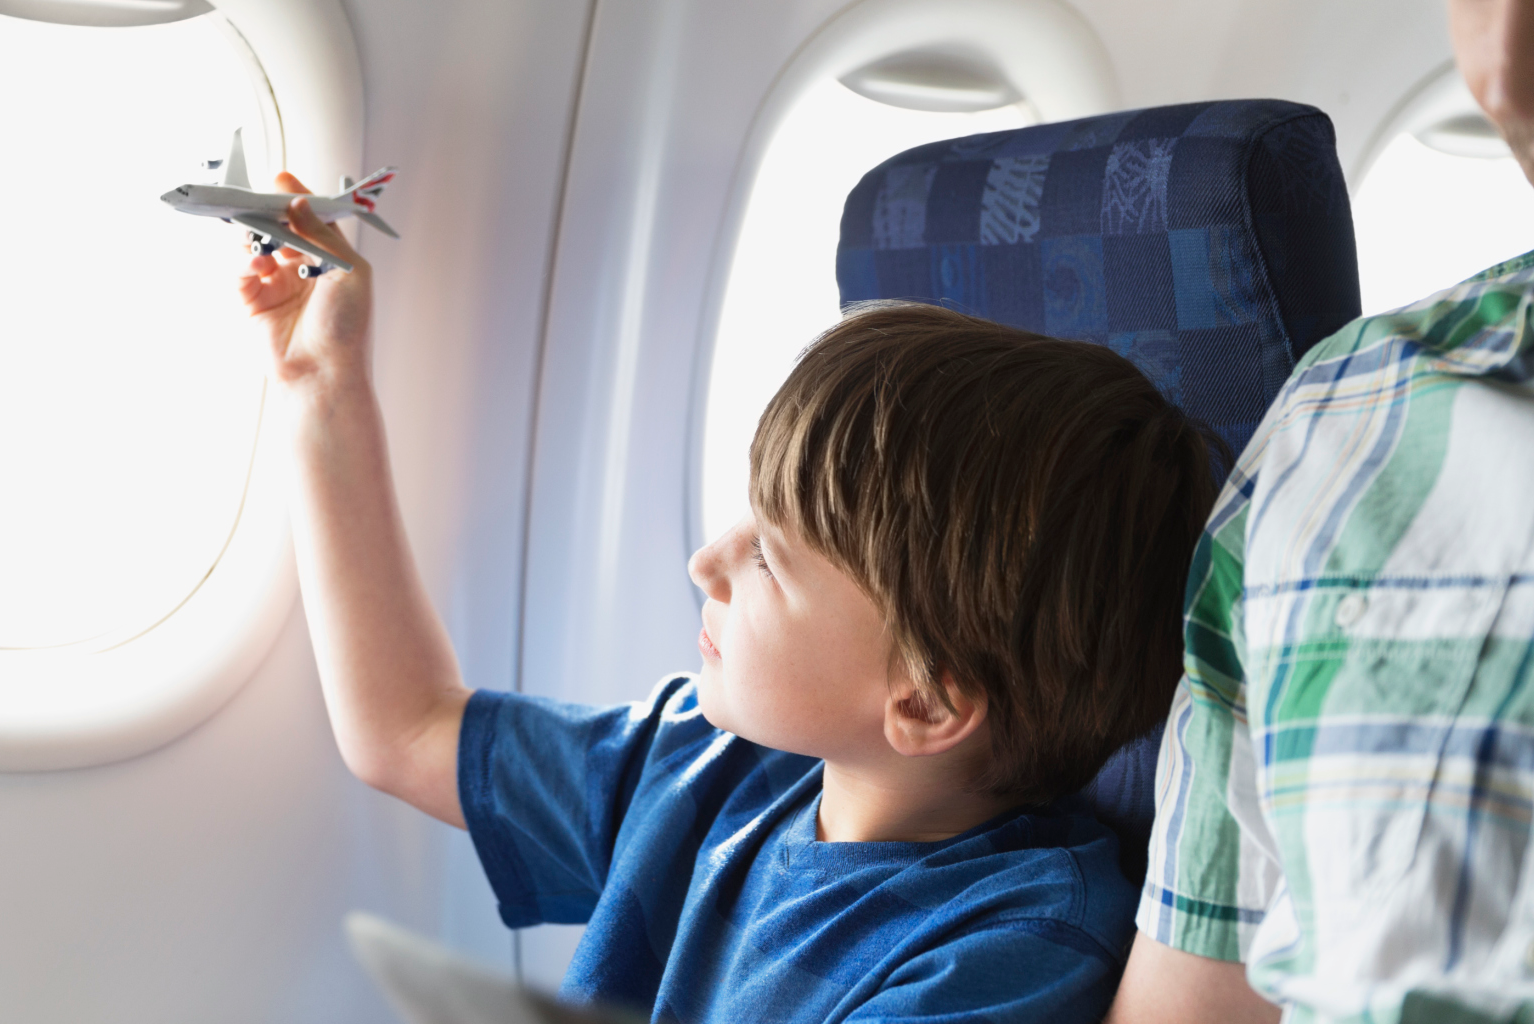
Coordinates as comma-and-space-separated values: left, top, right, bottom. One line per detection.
238, 175, 470, 828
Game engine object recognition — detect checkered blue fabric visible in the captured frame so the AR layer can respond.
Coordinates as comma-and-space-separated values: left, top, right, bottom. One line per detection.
836, 99, 1361, 882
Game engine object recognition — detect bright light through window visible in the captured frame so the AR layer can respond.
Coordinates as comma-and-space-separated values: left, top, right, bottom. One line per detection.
701, 79, 1029, 544
0, 15, 272, 651
1353, 132, 1534, 315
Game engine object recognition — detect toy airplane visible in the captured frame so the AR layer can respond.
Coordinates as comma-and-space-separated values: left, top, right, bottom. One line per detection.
160, 129, 398, 278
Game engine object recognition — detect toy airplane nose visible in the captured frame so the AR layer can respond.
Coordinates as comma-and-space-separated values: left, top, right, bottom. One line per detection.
160, 190, 181, 205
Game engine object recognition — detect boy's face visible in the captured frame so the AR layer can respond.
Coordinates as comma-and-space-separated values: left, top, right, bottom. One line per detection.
686, 514, 896, 763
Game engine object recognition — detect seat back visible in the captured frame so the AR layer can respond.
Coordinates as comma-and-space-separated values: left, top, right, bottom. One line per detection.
835, 99, 1361, 880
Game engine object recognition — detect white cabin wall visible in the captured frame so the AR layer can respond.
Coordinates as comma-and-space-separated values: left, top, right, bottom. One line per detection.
0, 1, 591, 1020
0, 610, 409, 1024
522, 0, 858, 706
348, 0, 598, 986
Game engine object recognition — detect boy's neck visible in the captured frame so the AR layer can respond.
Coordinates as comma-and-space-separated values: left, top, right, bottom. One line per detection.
815, 761, 1019, 843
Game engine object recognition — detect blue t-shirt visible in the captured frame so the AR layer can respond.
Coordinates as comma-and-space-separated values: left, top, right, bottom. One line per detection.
458, 675, 1136, 1023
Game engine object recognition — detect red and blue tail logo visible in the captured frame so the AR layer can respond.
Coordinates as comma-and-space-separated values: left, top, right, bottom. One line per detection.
346, 167, 396, 213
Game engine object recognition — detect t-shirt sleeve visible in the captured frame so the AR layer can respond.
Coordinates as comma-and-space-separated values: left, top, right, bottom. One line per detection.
456, 674, 704, 929
1135, 468, 1282, 962
842, 923, 1122, 1024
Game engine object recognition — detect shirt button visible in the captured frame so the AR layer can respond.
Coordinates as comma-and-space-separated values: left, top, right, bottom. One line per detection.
1335, 593, 1369, 628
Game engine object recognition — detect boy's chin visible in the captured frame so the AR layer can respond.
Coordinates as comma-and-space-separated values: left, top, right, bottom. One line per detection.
694, 670, 754, 742
693, 667, 729, 727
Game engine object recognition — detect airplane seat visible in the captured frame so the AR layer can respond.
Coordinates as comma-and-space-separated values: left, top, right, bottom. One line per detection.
834, 99, 1362, 883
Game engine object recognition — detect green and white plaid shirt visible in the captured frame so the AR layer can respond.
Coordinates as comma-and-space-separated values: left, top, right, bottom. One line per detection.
1138, 250, 1534, 1023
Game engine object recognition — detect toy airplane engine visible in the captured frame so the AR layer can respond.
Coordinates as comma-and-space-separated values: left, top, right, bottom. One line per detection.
160, 128, 398, 278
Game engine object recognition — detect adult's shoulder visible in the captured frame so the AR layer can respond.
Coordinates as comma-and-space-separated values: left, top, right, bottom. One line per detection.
1296, 247, 1534, 373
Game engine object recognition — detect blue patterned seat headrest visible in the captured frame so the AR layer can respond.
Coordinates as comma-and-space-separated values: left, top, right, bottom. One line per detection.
837, 99, 1361, 455
835, 99, 1361, 882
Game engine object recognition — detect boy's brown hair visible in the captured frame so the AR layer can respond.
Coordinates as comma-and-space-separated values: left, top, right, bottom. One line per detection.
750, 302, 1225, 802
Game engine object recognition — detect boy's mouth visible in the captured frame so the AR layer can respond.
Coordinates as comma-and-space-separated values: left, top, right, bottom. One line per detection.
698, 626, 721, 661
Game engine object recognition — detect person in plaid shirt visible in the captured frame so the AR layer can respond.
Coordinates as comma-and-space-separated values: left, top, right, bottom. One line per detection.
1106, 2, 1534, 1021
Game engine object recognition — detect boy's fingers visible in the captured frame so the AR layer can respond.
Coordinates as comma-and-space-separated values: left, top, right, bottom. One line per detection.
236, 261, 265, 300
237, 256, 290, 308
273, 171, 313, 196
287, 196, 361, 265
245, 252, 279, 276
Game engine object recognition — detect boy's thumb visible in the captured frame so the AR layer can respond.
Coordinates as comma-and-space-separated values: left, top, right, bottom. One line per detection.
289, 196, 321, 230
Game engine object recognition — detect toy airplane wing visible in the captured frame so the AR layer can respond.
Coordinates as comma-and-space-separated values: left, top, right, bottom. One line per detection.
232, 213, 354, 273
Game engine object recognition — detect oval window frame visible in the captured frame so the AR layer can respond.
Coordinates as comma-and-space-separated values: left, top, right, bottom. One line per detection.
1352, 60, 1510, 186
685, 0, 1120, 557
1348, 59, 1534, 315
0, 0, 363, 771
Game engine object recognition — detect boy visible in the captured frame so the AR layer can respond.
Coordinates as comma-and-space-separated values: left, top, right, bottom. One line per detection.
239, 191, 1222, 1022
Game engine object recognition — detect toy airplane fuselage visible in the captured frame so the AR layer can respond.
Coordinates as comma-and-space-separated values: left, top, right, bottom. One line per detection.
160, 128, 397, 276
164, 184, 383, 226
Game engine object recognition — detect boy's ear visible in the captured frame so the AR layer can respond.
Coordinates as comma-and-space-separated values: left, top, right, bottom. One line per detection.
883, 673, 987, 758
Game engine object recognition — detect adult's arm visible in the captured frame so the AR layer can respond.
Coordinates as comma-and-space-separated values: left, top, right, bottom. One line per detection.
238, 178, 470, 828
1104, 931, 1280, 1024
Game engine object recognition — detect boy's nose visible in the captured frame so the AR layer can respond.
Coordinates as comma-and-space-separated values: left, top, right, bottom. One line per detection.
690, 517, 755, 600
687, 539, 727, 600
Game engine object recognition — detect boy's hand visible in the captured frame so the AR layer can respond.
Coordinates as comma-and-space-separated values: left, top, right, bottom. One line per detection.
236, 172, 372, 392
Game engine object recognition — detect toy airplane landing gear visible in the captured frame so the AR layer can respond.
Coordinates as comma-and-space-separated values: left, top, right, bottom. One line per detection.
248, 231, 280, 257
297, 263, 330, 279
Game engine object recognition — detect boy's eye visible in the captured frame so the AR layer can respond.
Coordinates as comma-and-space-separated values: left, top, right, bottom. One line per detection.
750, 536, 775, 580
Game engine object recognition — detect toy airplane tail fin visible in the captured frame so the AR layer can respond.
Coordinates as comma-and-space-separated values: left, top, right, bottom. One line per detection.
222, 128, 250, 189
341, 166, 396, 211
338, 167, 398, 236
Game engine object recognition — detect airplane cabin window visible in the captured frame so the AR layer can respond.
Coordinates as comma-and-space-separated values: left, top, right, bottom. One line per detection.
0, 13, 269, 651
1353, 68, 1534, 315
701, 78, 1031, 543
0, 10, 300, 768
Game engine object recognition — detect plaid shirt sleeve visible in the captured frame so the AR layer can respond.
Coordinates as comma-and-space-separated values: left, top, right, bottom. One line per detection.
1135, 429, 1285, 962
1135, 253, 1534, 1019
